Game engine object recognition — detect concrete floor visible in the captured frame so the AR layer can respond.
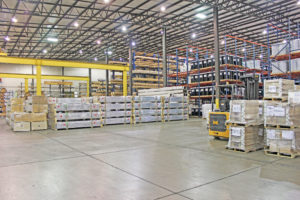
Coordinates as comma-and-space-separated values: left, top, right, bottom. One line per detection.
0, 119, 300, 200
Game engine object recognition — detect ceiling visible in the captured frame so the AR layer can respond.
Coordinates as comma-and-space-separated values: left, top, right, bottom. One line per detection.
0, 0, 300, 62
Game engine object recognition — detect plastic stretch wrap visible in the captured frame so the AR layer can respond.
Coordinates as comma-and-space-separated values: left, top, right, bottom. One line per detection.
229, 100, 263, 125
165, 114, 188, 121
264, 101, 300, 127
104, 117, 131, 125
164, 109, 188, 115
105, 96, 132, 103
265, 128, 300, 152
288, 90, 300, 105
264, 79, 295, 99
104, 103, 132, 111
227, 126, 264, 151
134, 96, 161, 102
104, 111, 132, 118
136, 116, 162, 122
135, 110, 161, 116
55, 120, 101, 129
136, 102, 161, 109
164, 96, 188, 103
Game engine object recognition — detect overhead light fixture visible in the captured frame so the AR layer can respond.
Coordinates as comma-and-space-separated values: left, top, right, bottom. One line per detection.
104, 0, 110, 3
262, 30, 267, 35
47, 37, 58, 42
43, 49, 47, 54
73, 21, 79, 27
11, 17, 18, 23
221, 40, 225, 45
79, 50, 83, 54
96, 40, 101, 45
122, 25, 127, 32
191, 33, 196, 39
297, 0, 300, 5
161, 6, 166, 12
94, 57, 98, 61
131, 41, 136, 46
196, 13, 206, 19
108, 51, 112, 55
189, 48, 193, 53
260, 54, 263, 59
242, 48, 245, 52
282, 40, 287, 43
4, 36, 10, 41
211, 55, 214, 58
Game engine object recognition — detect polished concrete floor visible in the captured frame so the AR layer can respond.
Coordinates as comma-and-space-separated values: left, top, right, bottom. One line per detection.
0, 118, 300, 200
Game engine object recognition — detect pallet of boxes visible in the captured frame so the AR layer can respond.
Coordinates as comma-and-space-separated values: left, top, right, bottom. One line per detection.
9, 96, 48, 132
264, 79, 300, 158
226, 100, 264, 153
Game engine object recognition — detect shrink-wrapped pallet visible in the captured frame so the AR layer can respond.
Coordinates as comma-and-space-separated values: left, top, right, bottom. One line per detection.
229, 100, 263, 125
227, 126, 264, 152
265, 128, 300, 153
264, 79, 295, 100
264, 101, 300, 127
288, 90, 300, 105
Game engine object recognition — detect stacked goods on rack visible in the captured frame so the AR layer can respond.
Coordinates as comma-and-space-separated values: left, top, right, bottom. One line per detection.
6, 98, 24, 126
226, 100, 264, 152
95, 96, 132, 125
163, 96, 189, 122
264, 79, 300, 158
79, 82, 87, 97
48, 97, 102, 130
25, 96, 48, 130
133, 96, 162, 123
91, 80, 112, 96
0, 88, 7, 117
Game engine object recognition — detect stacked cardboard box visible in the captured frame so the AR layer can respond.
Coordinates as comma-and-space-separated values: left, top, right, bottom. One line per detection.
263, 79, 294, 101
25, 96, 48, 130
264, 79, 300, 157
10, 112, 47, 132
227, 100, 264, 152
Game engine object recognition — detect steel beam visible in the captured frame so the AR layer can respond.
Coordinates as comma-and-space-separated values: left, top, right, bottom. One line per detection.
25, 78, 28, 93
213, 6, 220, 110
36, 65, 42, 96
123, 71, 127, 96
162, 26, 167, 87
0, 56, 129, 71
89, 68, 92, 96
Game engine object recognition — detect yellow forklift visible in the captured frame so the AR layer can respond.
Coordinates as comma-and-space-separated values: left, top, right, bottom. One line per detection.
208, 74, 259, 139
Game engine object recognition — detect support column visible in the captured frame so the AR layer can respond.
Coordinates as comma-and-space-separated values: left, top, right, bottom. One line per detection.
162, 26, 167, 87
62, 67, 64, 94
88, 68, 92, 96
25, 78, 28, 93
213, 6, 220, 110
31, 65, 34, 92
129, 42, 133, 95
36, 65, 42, 96
105, 52, 109, 96
123, 70, 127, 96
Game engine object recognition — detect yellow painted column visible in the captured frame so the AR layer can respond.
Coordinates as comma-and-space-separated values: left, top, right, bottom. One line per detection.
36, 65, 42, 96
123, 71, 127, 96
86, 79, 90, 97
24, 78, 29, 93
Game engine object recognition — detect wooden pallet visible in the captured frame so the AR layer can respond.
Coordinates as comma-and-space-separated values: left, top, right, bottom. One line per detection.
227, 122, 263, 127
264, 149, 299, 158
264, 124, 297, 129
226, 146, 263, 153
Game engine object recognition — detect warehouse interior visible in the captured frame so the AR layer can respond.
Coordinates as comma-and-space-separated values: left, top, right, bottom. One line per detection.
1, 0, 300, 199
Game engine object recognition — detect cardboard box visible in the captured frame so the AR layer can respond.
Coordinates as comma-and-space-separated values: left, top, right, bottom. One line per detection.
264, 101, 300, 127
27, 96, 48, 104
264, 79, 295, 99
288, 90, 300, 105
13, 113, 32, 122
25, 104, 48, 113
13, 122, 30, 132
31, 121, 47, 131
30, 113, 47, 122
229, 100, 263, 125
11, 104, 24, 112
11, 98, 24, 105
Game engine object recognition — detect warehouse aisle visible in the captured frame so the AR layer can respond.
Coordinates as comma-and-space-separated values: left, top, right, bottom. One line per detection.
0, 119, 299, 200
